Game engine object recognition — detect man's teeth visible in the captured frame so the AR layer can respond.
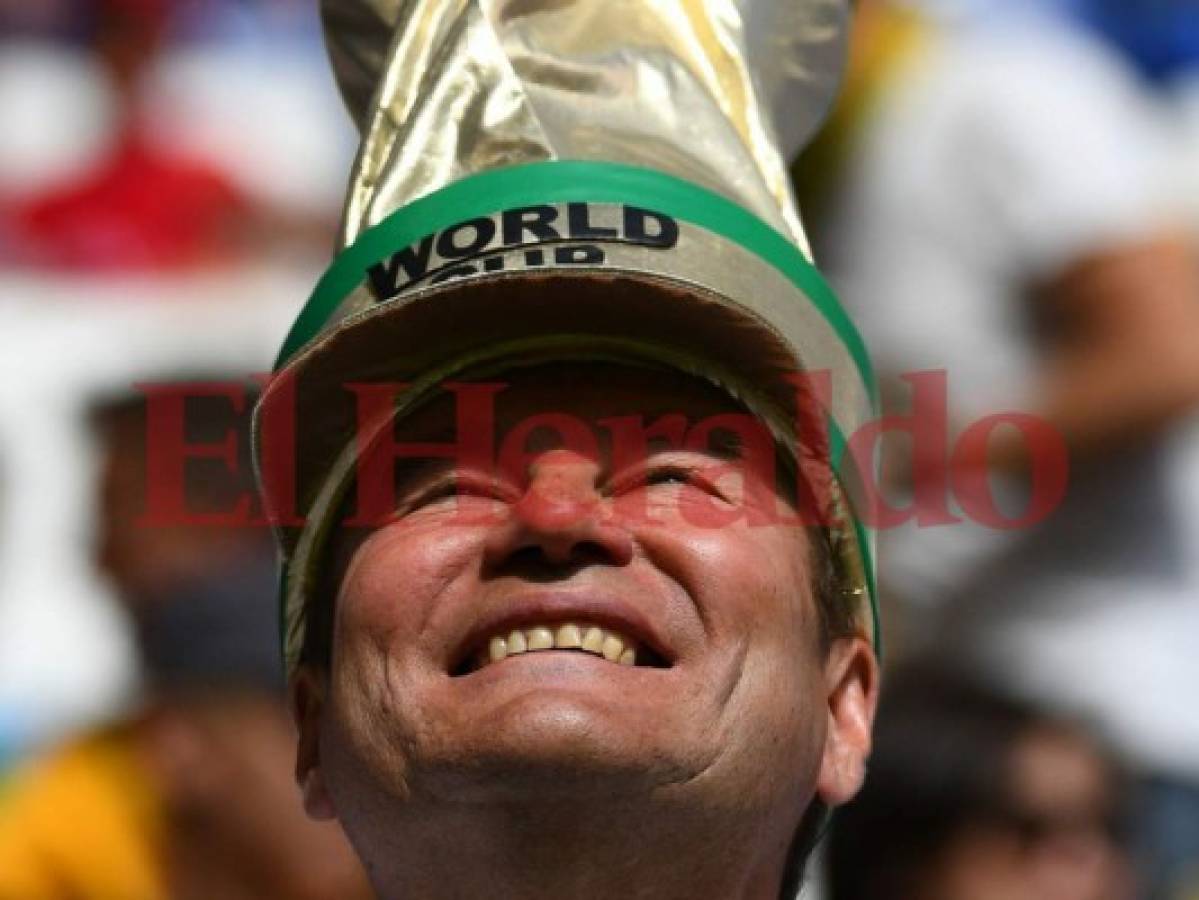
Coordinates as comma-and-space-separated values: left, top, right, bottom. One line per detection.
484, 623, 638, 668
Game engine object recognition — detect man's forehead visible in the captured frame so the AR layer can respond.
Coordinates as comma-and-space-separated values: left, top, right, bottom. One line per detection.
390, 361, 759, 444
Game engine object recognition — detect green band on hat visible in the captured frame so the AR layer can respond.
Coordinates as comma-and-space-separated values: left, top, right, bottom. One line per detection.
276, 160, 877, 410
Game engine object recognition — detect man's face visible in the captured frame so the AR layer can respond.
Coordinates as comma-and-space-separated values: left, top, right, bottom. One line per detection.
296, 362, 870, 836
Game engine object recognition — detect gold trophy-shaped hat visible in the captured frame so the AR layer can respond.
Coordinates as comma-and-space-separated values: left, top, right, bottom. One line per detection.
256, 0, 879, 673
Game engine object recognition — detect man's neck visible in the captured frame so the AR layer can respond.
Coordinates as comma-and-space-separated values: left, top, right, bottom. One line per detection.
356, 792, 795, 900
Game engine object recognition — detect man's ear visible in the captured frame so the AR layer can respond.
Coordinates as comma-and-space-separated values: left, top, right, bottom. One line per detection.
815, 636, 879, 807
290, 666, 338, 821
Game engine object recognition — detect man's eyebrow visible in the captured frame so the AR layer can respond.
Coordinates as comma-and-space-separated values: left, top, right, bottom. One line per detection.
644, 429, 744, 461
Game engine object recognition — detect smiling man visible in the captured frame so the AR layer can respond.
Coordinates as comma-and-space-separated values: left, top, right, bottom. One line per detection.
291, 362, 874, 898
254, 2, 879, 898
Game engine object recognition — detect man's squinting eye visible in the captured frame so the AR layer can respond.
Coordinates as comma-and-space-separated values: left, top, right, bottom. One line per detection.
615, 461, 733, 502
398, 472, 513, 514
391, 459, 739, 516
644, 465, 705, 487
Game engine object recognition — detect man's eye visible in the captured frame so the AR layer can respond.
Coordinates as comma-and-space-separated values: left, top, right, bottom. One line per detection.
607, 462, 719, 495
401, 476, 507, 512
630, 463, 738, 506
643, 466, 698, 487
639, 465, 731, 497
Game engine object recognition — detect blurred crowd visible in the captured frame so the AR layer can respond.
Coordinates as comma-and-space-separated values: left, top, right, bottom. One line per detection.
0, 0, 368, 896
0, 0, 1197, 898
802, 2, 1199, 898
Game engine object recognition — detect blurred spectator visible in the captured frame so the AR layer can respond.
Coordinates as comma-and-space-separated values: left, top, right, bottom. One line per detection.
1072, 0, 1199, 86
2, 0, 252, 272
1059, 0, 1199, 249
0, 385, 372, 900
0, 0, 84, 41
797, 2, 1199, 897
827, 663, 1135, 900
0, 0, 346, 771
0, 43, 117, 204
1, 0, 349, 273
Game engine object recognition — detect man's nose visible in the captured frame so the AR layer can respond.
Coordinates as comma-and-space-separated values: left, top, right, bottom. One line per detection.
482, 448, 634, 570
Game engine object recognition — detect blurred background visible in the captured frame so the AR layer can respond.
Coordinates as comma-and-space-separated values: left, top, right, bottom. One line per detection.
799, 1, 1199, 898
0, 0, 1196, 898
0, 0, 373, 896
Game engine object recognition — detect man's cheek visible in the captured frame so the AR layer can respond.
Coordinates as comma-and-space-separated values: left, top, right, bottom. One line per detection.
745, 535, 817, 635
332, 654, 419, 776
322, 703, 416, 817
335, 550, 447, 650
683, 534, 801, 621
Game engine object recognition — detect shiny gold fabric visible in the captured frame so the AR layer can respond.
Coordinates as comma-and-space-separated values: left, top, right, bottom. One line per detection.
321, 0, 850, 254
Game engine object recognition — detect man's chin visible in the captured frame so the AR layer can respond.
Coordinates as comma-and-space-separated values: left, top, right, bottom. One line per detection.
422, 741, 688, 805
411, 688, 699, 801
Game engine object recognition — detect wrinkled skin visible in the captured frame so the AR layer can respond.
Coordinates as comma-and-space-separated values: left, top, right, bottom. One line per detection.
292, 362, 877, 900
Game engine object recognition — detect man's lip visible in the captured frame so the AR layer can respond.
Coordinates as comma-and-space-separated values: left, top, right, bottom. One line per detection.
448, 592, 676, 676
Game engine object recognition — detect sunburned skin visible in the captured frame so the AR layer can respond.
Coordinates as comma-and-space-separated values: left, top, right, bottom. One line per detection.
290, 361, 877, 900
